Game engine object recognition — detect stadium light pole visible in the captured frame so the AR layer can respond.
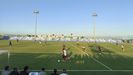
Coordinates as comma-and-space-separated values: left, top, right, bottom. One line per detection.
33, 10, 39, 41
92, 12, 98, 42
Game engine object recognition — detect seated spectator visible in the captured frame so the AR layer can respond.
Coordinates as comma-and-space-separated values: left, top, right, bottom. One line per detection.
20, 66, 29, 75
50, 69, 59, 75
1, 66, 10, 75
39, 68, 46, 75
60, 69, 68, 75
9, 67, 19, 75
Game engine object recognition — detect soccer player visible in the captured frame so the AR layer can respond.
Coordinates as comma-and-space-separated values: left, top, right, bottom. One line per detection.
82, 46, 86, 52
121, 44, 124, 52
62, 44, 67, 61
9, 41, 12, 47
62, 49, 67, 61
39, 40, 43, 46
98, 46, 102, 53
16, 39, 19, 43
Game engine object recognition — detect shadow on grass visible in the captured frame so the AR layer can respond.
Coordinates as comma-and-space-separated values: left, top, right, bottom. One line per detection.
89, 44, 133, 70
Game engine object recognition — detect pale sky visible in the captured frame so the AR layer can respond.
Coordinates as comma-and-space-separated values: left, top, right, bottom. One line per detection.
0, 0, 133, 36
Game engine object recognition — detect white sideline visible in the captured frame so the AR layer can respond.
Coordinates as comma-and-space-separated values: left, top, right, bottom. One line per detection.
68, 43, 112, 70
32, 70, 133, 72
0, 70, 133, 72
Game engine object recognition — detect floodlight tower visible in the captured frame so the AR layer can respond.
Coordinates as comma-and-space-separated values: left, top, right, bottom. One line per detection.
92, 12, 98, 41
33, 10, 39, 41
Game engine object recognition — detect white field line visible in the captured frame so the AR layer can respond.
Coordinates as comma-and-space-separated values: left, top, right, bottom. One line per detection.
10, 52, 61, 54
0, 50, 61, 54
67, 43, 112, 70
31, 70, 133, 72
90, 57, 112, 70
0, 50, 8, 55
0, 70, 133, 72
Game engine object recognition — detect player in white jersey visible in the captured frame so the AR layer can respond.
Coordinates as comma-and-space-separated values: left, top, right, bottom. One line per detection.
62, 44, 68, 61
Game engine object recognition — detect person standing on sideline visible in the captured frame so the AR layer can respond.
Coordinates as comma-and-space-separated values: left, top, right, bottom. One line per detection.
1, 66, 10, 75
50, 69, 59, 75
20, 66, 29, 75
9, 67, 19, 75
60, 69, 68, 75
39, 68, 46, 75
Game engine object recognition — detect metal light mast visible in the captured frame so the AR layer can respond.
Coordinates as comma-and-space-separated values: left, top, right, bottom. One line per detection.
92, 12, 98, 41
33, 10, 39, 41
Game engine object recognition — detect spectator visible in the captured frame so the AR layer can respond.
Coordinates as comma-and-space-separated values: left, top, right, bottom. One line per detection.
39, 68, 46, 75
1, 66, 10, 75
50, 69, 59, 75
60, 69, 68, 75
20, 66, 29, 75
9, 67, 19, 75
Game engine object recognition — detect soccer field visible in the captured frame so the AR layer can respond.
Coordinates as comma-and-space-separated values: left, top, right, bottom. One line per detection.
0, 40, 133, 75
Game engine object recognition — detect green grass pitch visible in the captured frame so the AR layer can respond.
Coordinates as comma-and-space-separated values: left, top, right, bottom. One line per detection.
0, 40, 133, 75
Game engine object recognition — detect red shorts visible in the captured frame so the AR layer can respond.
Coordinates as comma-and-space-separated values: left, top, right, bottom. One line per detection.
62, 55, 67, 59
